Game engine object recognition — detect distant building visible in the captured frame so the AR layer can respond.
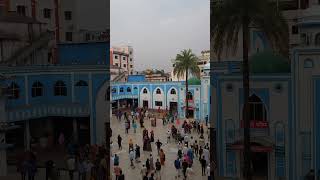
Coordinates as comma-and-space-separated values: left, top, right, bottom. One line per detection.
110, 46, 134, 75
171, 50, 210, 81
142, 69, 170, 82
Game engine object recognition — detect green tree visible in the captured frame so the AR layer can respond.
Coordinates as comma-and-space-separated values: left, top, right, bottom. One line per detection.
173, 49, 200, 118
211, 0, 288, 179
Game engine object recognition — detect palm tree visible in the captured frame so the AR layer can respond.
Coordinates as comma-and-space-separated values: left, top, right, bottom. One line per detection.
173, 49, 200, 119
211, 0, 288, 179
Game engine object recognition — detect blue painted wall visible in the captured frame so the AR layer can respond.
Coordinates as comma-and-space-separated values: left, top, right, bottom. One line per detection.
128, 75, 145, 82
58, 42, 109, 65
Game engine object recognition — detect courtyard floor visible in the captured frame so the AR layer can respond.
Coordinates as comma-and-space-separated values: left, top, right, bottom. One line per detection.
110, 112, 212, 180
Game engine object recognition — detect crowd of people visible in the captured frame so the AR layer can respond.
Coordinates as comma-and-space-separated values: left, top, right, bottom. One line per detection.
111, 107, 212, 180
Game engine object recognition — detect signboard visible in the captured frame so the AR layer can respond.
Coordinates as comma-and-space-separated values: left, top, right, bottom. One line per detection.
240, 120, 268, 128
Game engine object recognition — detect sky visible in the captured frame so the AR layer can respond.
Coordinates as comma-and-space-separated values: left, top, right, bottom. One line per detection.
111, 0, 209, 72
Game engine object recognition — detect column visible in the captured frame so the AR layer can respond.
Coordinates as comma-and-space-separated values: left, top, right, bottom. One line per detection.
25, 120, 30, 151
0, 132, 7, 176
73, 118, 78, 143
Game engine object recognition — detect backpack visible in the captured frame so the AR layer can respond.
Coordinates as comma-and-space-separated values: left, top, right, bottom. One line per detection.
174, 159, 181, 169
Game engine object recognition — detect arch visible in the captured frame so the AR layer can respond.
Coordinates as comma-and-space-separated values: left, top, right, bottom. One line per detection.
170, 88, 176, 94
8, 82, 19, 99
127, 87, 131, 92
186, 91, 193, 100
75, 80, 88, 86
112, 88, 116, 93
242, 94, 267, 121
54, 80, 67, 96
304, 58, 314, 68
32, 81, 43, 97
315, 33, 320, 46
156, 88, 161, 94
142, 88, 148, 94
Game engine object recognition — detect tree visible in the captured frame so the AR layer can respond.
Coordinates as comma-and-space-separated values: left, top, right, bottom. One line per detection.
173, 49, 200, 119
211, 0, 288, 179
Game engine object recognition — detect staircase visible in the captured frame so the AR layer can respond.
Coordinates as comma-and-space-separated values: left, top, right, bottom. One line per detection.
112, 71, 127, 82
1, 31, 54, 65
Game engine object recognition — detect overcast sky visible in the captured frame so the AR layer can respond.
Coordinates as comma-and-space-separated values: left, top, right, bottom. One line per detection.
111, 0, 209, 72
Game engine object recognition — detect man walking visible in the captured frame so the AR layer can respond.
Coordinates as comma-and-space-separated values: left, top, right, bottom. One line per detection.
118, 135, 122, 150
155, 159, 161, 179
155, 139, 163, 155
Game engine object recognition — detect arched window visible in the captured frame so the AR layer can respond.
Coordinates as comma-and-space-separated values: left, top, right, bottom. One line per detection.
8, 82, 19, 99
156, 88, 161, 94
304, 58, 314, 68
112, 88, 116, 93
75, 80, 88, 86
186, 91, 193, 100
54, 81, 67, 96
315, 33, 320, 46
32, 81, 43, 97
170, 89, 176, 94
134, 87, 138, 90
243, 94, 267, 121
143, 88, 148, 94
120, 87, 124, 92
127, 87, 131, 92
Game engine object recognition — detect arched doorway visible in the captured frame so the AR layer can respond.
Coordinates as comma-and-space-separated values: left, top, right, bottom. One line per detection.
186, 91, 194, 118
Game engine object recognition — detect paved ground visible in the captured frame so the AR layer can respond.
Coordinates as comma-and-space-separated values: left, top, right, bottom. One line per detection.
110, 113, 212, 180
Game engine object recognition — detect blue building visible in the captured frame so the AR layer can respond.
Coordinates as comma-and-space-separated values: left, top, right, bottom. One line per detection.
0, 42, 109, 150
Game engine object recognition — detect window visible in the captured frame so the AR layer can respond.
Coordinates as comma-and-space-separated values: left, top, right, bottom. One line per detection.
112, 88, 116, 93
243, 94, 267, 121
315, 33, 320, 46
143, 88, 148, 94
115, 63, 118, 66
8, 82, 19, 99
156, 88, 161, 94
65, 32, 73, 41
127, 87, 131, 92
170, 89, 176, 94
54, 81, 67, 96
130, 58, 133, 61
85, 33, 91, 41
130, 51, 132, 55
123, 57, 126, 60
186, 91, 193, 100
130, 65, 133, 68
120, 87, 124, 92
31, 82, 43, 97
155, 101, 162, 106
115, 55, 118, 59
123, 64, 126, 68
292, 25, 298, 34
65, 11, 72, 20
134, 87, 138, 90
43, 8, 51, 19
75, 80, 88, 86
17, 5, 26, 16
304, 58, 314, 68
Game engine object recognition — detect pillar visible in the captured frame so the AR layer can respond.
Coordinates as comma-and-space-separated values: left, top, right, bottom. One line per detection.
25, 120, 30, 151
0, 132, 7, 176
73, 118, 78, 143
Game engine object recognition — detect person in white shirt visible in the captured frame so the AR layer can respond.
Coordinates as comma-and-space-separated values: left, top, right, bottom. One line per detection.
183, 145, 188, 155
186, 164, 194, 180
140, 164, 147, 179
203, 148, 210, 164
184, 135, 189, 147
206, 164, 211, 177
66, 155, 76, 180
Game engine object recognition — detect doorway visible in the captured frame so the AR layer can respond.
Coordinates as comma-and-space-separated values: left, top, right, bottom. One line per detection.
251, 152, 268, 179
187, 109, 194, 118
169, 102, 178, 112
143, 100, 149, 108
